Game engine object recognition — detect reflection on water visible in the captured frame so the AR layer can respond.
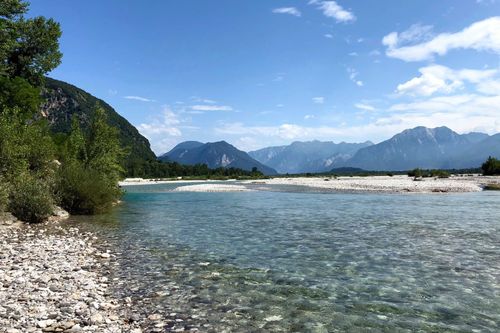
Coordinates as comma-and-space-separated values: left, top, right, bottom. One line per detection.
65, 183, 500, 332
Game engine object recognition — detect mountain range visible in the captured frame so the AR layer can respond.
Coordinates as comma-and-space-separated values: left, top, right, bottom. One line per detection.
159, 141, 278, 175
343, 126, 500, 171
42, 78, 499, 175
248, 140, 373, 174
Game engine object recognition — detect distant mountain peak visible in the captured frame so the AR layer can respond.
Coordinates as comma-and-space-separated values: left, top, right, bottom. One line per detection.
160, 141, 277, 175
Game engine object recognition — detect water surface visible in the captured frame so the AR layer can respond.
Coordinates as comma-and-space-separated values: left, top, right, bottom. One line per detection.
67, 183, 500, 332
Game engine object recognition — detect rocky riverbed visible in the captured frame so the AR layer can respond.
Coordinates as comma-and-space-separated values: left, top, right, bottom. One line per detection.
0, 217, 206, 333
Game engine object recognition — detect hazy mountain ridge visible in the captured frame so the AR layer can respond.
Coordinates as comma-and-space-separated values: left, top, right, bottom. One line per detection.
345, 126, 499, 171
249, 140, 373, 174
160, 141, 278, 175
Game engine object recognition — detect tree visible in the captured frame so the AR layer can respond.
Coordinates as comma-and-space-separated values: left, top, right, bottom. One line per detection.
0, 0, 62, 85
56, 106, 125, 214
85, 107, 125, 181
482, 156, 500, 176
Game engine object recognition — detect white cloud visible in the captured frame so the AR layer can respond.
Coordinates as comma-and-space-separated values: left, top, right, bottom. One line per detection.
309, 0, 355, 22
272, 7, 301, 17
124, 95, 155, 102
304, 114, 315, 120
396, 64, 498, 96
312, 97, 325, 104
383, 17, 500, 61
191, 105, 233, 112
348, 52, 358, 56
201, 99, 217, 104
347, 67, 364, 86
137, 108, 183, 153
324, 33, 334, 39
477, 78, 500, 94
355, 103, 376, 111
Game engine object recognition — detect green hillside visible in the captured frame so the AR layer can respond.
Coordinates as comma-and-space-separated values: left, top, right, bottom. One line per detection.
41, 77, 157, 173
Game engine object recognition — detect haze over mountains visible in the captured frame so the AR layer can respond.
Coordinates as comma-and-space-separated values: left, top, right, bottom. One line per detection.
344, 127, 500, 171
161, 126, 500, 174
248, 141, 373, 174
43, 79, 499, 175
159, 141, 278, 175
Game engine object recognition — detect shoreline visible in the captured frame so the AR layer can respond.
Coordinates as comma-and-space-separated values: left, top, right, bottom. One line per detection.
242, 175, 489, 194
120, 175, 500, 193
0, 220, 207, 333
0, 223, 129, 333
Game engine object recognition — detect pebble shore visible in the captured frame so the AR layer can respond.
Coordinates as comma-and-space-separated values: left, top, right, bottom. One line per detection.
242, 175, 490, 193
0, 216, 203, 333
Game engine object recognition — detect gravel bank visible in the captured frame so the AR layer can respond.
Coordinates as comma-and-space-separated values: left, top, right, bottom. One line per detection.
243, 175, 487, 193
0, 220, 203, 333
172, 184, 252, 192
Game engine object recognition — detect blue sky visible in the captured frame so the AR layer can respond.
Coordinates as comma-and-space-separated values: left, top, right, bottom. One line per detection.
30, 0, 500, 153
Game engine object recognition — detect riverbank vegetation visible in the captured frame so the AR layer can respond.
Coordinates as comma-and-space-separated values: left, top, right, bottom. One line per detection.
0, 0, 124, 222
0, 0, 265, 223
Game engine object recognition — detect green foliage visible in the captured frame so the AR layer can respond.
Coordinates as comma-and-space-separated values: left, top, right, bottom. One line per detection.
484, 184, 500, 191
0, 0, 62, 84
0, 76, 41, 117
55, 162, 121, 214
482, 156, 500, 176
8, 173, 54, 223
430, 170, 450, 178
0, 107, 55, 177
0, 179, 9, 212
408, 168, 423, 178
408, 168, 450, 178
84, 107, 125, 180
42, 78, 157, 176
56, 106, 124, 214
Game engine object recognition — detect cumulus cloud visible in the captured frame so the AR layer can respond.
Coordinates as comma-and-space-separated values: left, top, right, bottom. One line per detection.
272, 7, 301, 17
309, 1, 355, 22
137, 108, 184, 154
396, 65, 498, 96
383, 17, 500, 61
124, 95, 155, 102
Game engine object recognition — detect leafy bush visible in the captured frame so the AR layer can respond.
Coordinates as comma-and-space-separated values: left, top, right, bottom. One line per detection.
430, 170, 450, 178
482, 157, 500, 176
56, 163, 122, 215
9, 175, 54, 223
0, 180, 9, 212
408, 168, 450, 178
408, 168, 423, 178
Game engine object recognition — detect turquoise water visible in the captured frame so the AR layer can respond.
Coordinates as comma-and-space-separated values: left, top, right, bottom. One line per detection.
69, 183, 500, 332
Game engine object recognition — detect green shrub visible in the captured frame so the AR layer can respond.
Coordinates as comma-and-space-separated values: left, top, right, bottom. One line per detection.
56, 163, 122, 215
408, 168, 423, 178
484, 184, 500, 191
430, 170, 450, 178
9, 175, 54, 223
0, 180, 9, 212
482, 156, 500, 176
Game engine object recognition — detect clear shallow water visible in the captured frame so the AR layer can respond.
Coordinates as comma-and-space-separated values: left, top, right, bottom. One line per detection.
67, 183, 500, 332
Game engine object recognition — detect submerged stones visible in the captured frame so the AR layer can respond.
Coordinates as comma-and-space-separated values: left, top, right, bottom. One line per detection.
0, 226, 129, 332
0, 223, 208, 332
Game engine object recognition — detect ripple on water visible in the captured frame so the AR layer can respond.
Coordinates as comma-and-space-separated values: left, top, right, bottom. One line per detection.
63, 187, 500, 332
